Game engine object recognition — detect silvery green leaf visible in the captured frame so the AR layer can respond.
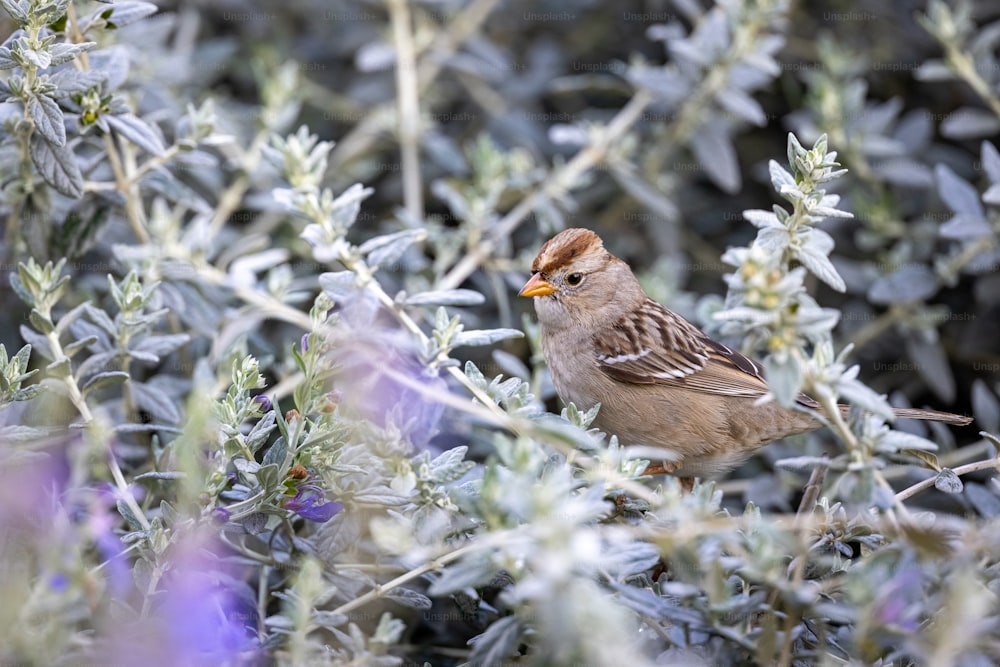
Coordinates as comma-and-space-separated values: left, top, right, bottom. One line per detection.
262, 435, 287, 468
117, 499, 142, 531
27, 93, 65, 146
764, 354, 802, 407
876, 430, 939, 453
421, 131, 468, 174
715, 87, 767, 126
331, 182, 374, 229
29, 133, 83, 198
797, 242, 845, 292
602, 541, 660, 580
934, 468, 963, 494
981, 141, 1000, 182
256, 464, 280, 493
47, 42, 96, 67
713, 306, 777, 326
106, 113, 166, 156
875, 158, 934, 187
0, 0, 27, 24
775, 455, 836, 471
132, 333, 190, 357
626, 66, 689, 101
548, 123, 588, 146
247, 411, 277, 453
359, 229, 424, 269
81, 371, 130, 395
382, 587, 432, 610
940, 213, 992, 239
742, 209, 782, 229
837, 377, 893, 420
100, 1, 158, 27
867, 265, 937, 304
983, 183, 1000, 205
134, 471, 185, 481
428, 445, 474, 483
430, 180, 469, 220
131, 380, 181, 424
609, 582, 704, 625
971, 379, 1000, 434
691, 122, 740, 193
20, 45, 52, 70
466, 616, 526, 667
609, 164, 680, 222
319, 271, 357, 301
492, 349, 530, 380
940, 107, 1000, 139
0, 47, 16, 70
755, 226, 790, 254
453, 328, 524, 347
914, 59, 955, 81
403, 289, 484, 307
905, 336, 955, 403
965, 482, 1000, 517
794, 306, 840, 338
769, 159, 797, 193
935, 163, 984, 218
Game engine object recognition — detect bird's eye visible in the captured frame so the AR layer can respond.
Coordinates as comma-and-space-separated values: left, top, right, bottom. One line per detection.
566, 272, 583, 286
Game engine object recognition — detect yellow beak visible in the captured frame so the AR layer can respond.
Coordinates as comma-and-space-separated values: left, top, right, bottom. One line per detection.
519, 272, 558, 297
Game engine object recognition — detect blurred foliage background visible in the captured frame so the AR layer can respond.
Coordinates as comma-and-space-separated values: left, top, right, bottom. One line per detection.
3, 0, 1000, 665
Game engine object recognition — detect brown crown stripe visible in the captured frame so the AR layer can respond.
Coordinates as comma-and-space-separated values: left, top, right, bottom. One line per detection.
533, 228, 603, 274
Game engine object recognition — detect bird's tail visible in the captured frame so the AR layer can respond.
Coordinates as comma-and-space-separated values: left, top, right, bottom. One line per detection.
889, 407, 973, 426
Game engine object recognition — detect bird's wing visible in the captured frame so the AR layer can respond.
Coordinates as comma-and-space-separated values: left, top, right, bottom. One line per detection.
594, 299, 771, 398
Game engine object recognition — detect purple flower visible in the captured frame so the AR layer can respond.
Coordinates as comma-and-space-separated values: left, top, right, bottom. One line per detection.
211, 507, 231, 524
300, 333, 310, 352
253, 394, 272, 412
283, 489, 343, 523
159, 530, 259, 662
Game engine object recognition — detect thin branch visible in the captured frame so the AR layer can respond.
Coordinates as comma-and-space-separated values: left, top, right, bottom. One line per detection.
894, 457, 1000, 503
388, 0, 424, 219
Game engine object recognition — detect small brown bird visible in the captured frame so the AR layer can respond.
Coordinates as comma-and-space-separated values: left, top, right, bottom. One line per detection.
519, 228, 972, 482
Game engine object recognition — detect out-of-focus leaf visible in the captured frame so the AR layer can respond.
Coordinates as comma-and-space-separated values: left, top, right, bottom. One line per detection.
465, 616, 525, 667
971, 379, 1000, 434
940, 107, 1000, 139
934, 468, 963, 494
935, 163, 983, 218
691, 121, 740, 193
403, 289, 485, 307
867, 265, 938, 304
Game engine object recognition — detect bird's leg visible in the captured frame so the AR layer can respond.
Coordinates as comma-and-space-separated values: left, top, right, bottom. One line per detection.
641, 461, 681, 476
640, 461, 695, 493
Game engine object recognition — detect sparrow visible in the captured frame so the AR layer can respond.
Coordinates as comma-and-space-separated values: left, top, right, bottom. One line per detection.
519, 228, 972, 482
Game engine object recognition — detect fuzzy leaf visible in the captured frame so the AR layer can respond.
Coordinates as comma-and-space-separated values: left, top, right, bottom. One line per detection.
466, 616, 525, 667
28, 93, 66, 147
934, 468, 963, 494
29, 134, 83, 198
867, 265, 938, 304
935, 163, 983, 218
106, 112, 166, 156
403, 289, 485, 307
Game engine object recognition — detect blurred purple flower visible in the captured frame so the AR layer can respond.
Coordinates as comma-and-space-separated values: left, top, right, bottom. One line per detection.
158, 530, 259, 663
253, 394, 272, 412
283, 487, 343, 522
300, 333, 310, 352
88, 484, 132, 595
871, 563, 922, 633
